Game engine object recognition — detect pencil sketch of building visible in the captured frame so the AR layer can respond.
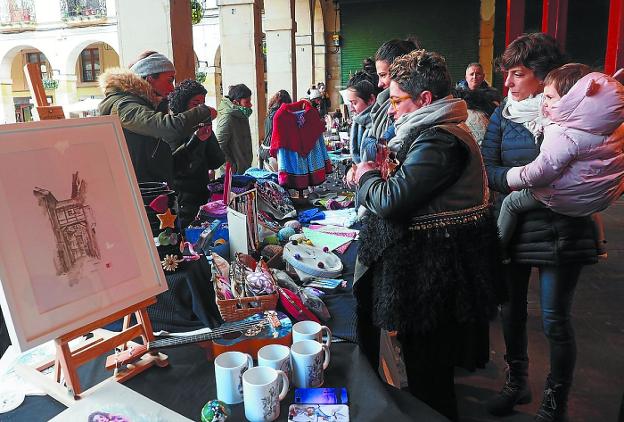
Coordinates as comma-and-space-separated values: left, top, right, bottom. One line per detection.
34, 172, 100, 276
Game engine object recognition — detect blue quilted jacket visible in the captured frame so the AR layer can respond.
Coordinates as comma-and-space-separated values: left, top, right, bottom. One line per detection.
481, 105, 598, 266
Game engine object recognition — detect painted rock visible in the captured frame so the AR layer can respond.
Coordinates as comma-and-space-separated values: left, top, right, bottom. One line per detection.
201, 400, 230, 422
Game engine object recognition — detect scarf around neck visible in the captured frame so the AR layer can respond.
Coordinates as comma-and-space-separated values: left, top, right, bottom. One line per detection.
501, 93, 547, 142
389, 96, 468, 152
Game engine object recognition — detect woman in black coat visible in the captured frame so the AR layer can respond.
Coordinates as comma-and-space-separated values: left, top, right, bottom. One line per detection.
481, 33, 598, 422
353, 49, 499, 422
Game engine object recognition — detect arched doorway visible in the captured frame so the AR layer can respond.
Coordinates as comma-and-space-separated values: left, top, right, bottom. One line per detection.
0, 45, 56, 123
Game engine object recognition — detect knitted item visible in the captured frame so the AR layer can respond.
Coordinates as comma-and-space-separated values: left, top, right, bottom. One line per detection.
270, 100, 325, 157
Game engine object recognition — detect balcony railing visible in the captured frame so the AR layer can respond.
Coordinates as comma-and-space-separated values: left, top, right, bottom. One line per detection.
0, 0, 35, 25
60, 0, 106, 20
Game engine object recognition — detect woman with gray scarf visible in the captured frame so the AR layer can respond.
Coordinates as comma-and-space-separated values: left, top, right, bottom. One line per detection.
352, 49, 499, 421
482, 33, 598, 422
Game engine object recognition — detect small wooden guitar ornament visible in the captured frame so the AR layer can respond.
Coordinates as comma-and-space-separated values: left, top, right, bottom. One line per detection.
106, 311, 291, 369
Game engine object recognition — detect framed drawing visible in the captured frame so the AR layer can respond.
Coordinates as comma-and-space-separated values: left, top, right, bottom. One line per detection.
0, 116, 166, 352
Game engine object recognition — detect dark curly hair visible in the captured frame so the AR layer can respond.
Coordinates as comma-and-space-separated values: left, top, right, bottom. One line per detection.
168, 79, 207, 113
389, 49, 451, 100
498, 32, 567, 81
374, 37, 420, 65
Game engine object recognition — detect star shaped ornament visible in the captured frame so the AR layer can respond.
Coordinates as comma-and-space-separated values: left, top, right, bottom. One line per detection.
157, 208, 177, 229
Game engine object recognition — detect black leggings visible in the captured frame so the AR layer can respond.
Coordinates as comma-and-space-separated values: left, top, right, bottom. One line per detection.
356, 300, 458, 421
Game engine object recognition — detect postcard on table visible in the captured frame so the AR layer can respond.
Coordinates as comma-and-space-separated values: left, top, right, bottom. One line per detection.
49, 380, 191, 421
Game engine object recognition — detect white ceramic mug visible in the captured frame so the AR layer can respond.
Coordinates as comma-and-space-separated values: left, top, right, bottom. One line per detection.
257, 344, 291, 384
214, 351, 253, 404
243, 366, 289, 422
291, 340, 330, 388
292, 320, 332, 348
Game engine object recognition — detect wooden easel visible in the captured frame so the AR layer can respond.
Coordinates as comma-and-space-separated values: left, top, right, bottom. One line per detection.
16, 297, 168, 407
23, 62, 66, 120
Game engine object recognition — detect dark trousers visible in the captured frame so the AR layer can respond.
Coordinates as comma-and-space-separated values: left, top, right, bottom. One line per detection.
501, 264, 582, 385
356, 300, 459, 421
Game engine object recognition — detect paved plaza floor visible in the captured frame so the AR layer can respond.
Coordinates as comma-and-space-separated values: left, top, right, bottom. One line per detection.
457, 198, 624, 421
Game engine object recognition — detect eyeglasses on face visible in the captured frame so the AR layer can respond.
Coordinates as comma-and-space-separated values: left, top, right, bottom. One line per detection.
389, 95, 412, 110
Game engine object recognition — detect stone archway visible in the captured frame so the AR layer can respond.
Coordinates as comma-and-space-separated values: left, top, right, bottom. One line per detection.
59, 39, 120, 109
0, 44, 58, 123
63, 38, 119, 77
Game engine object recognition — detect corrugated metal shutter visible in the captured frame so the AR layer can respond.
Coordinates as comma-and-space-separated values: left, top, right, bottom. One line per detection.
340, 0, 481, 88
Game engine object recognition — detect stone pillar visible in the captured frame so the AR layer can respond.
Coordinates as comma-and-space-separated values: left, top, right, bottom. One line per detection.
217, 0, 266, 165
295, 35, 314, 100
264, 0, 297, 101
115, 0, 174, 66
312, 0, 326, 85
115, 0, 194, 82
479, 0, 495, 84
0, 81, 15, 124
170, 0, 195, 83
314, 43, 326, 85
54, 74, 79, 114
295, 0, 314, 100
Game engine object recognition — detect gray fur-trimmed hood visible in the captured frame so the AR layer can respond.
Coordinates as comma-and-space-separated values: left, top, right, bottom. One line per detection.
98, 67, 160, 109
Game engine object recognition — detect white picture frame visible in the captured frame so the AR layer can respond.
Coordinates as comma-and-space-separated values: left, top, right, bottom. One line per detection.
0, 116, 166, 351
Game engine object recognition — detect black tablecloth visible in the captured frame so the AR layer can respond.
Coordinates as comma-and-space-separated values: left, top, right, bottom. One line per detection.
1, 235, 447, 421
2, 341, 445, 421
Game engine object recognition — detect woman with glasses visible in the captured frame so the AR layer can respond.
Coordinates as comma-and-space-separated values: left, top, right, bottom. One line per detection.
352, 49, 499, 421
482, 33, 598, 422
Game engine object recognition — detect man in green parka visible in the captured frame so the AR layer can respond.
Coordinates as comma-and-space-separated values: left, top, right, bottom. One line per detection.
98, 52, 214, 187
215, 84, 254, 174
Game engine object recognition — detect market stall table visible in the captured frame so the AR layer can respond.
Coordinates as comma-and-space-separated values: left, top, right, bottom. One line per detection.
4, 339, 446, 421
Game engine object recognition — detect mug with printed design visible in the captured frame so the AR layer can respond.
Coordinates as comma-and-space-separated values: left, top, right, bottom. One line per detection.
214, 351, 253, 404
243, 366, 289, 422
291, 340, 330, 388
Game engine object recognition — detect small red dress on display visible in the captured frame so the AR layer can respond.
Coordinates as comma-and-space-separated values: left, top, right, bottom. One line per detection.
270, 100, 332, 190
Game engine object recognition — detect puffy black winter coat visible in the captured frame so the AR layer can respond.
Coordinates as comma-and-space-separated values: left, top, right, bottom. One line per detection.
481, 105, 598, 266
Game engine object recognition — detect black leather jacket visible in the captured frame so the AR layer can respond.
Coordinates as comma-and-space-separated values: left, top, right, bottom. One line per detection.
358, 124, 485, 222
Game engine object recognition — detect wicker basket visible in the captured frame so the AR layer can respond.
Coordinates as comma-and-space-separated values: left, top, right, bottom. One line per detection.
214, 254, 279, 322
216, 293, 279, 322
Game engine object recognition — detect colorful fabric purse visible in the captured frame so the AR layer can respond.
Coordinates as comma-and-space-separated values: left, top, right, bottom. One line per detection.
272, 270, 331, 322
277, 286, 320, 323
256, 179, 296, 220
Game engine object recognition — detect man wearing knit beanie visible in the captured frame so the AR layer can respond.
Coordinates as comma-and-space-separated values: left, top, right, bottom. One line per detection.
129, 52, 177, 106
98, 51, 213, 189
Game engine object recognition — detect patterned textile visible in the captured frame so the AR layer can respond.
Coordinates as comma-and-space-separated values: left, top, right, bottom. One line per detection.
256, 179, 297, 220
276, 136, 332, 189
